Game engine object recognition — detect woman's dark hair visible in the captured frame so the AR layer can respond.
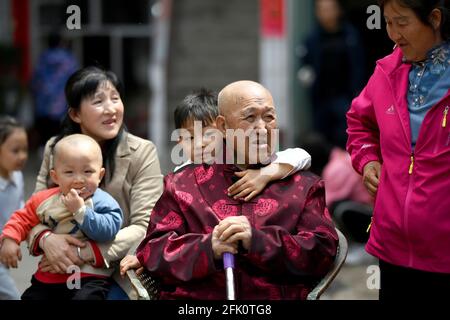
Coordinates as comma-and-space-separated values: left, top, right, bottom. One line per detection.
378, 0, 450, 40
53, 66, 125, 182
0, 116, 24, 145
174, 88, 218, 129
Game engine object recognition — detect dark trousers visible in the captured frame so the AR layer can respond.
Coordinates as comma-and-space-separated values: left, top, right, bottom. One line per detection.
331, 200, 372, 243
312, 95, 350, 149
21, 276, 111, 300
379, 260, 450, 300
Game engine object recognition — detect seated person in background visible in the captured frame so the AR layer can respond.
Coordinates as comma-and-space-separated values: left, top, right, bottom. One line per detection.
0, 134, 123, 300
172, 88, 312, 201
120, 81, 338, 300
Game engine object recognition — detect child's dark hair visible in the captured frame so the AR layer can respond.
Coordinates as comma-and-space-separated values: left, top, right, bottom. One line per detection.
0, 116, 24, 146
378, 0, 450, 40
53, 66, 125, 182
174, 88, 218, 129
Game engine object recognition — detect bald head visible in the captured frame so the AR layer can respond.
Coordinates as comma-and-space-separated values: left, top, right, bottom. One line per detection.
216, 81, 278, 166
218, 81, 273, 116
53, 134, 103, 167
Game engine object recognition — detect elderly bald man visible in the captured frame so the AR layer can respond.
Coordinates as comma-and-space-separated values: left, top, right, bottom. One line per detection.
134, 81, 338, 300
216, 80, 278, 166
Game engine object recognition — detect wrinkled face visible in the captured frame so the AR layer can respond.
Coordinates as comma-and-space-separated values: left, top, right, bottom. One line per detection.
178, 118, 218, 164
221, 89, 278, 165
50, 146, 105, 200
70, 81, 124, 143
384, 1, 442, 62
0, 128, 28, 178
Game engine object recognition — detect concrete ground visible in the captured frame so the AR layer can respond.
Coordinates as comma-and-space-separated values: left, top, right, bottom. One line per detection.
321, 244, 379, 300
8, 150, 379, 300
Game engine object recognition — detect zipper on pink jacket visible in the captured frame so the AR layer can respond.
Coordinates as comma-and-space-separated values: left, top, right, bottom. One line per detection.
404, 105, 448, 266
366, 218, 373, 233
442, 106, 449, 128
408, 154, 414, 175
404, 152, 415, 266
433, 106, 449, 153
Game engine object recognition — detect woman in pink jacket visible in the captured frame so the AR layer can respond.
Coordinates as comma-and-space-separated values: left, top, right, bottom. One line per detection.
347, 0, 450, 300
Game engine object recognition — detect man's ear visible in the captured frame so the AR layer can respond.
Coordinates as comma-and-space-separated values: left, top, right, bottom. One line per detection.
49, 169, 59, 185
68, 108, 81, 124
216, 115, 227, 135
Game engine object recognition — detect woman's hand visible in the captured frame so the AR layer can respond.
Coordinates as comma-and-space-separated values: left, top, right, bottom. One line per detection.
120, 255, 144, 277
40, 233, 86, 274
363, 161, 381, 197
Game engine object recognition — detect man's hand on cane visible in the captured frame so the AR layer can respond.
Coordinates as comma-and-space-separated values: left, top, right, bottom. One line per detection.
215, 216, 252, 251
212, 226, 238, 260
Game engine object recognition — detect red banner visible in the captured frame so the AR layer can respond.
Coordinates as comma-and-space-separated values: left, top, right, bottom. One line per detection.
260, 0, 285, 37
12, 0, 31, 85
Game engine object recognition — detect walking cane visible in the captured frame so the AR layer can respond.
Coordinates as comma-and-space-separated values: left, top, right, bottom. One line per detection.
223, 252, 236, 300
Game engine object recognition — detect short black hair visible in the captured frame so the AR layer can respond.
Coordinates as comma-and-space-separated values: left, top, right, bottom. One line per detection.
378, 0, 450, 40
174, 88, 218, 129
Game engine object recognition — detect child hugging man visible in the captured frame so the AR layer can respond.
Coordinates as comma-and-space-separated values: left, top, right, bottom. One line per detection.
173, 88, 312, 201
119, 87, 321, 290
0, 134, 123, 300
